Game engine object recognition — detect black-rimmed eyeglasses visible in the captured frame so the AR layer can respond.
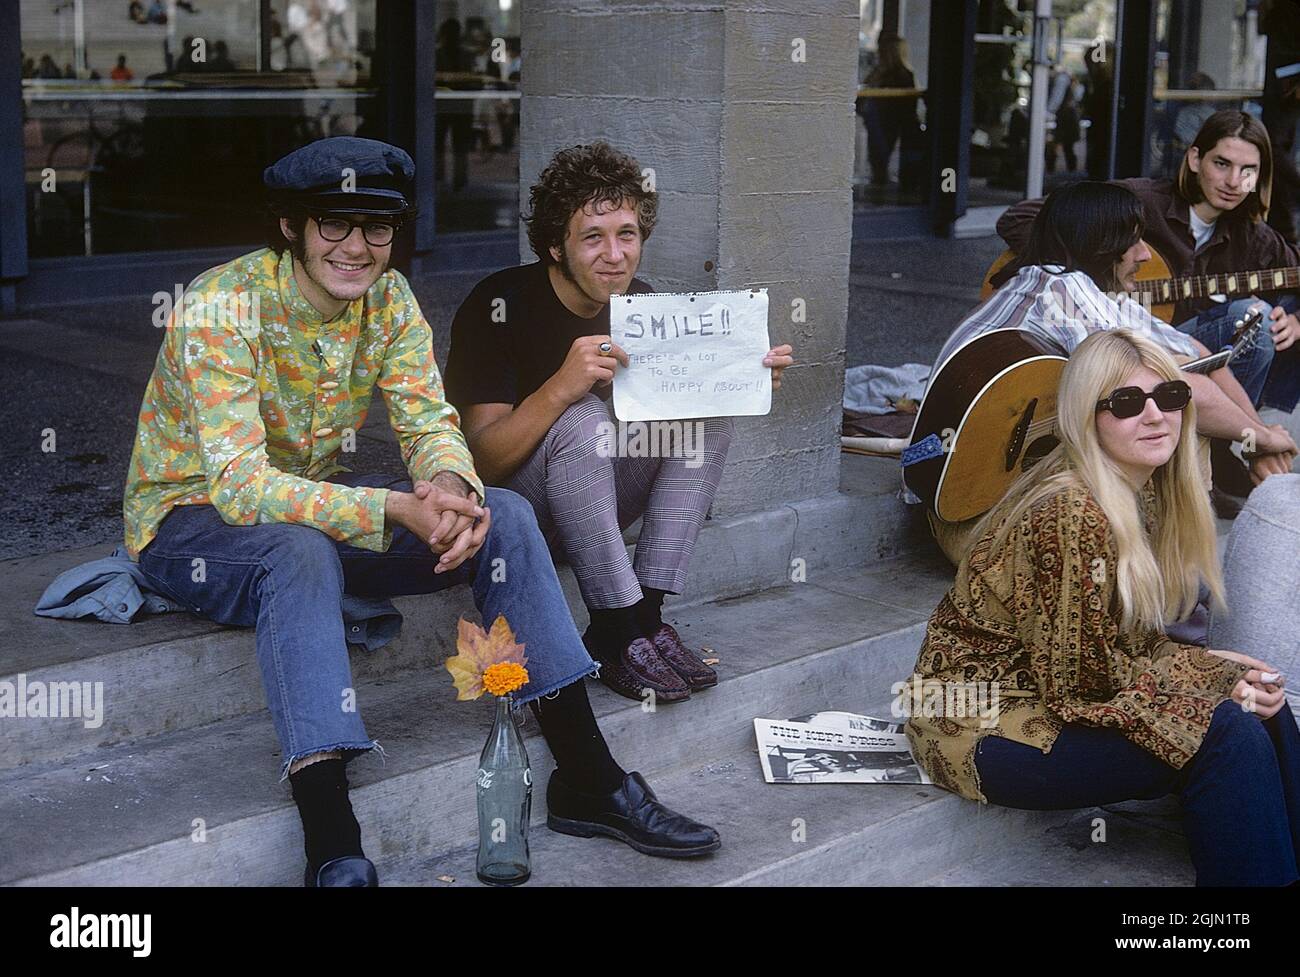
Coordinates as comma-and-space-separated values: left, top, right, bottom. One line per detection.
1096, 379, 1191, 419
312, 216, 400, 247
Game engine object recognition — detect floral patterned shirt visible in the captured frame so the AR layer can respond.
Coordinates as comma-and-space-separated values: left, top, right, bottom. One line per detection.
123, 248, 484, 560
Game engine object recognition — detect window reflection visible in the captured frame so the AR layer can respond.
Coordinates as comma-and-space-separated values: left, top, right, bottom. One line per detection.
22, 0, 382, 258
434, 6, 521, 233
855, 1, 929, 209
1149, 0, 1269, 180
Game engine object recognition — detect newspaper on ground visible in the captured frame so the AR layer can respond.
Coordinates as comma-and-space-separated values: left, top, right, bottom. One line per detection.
753, 710, 932, 785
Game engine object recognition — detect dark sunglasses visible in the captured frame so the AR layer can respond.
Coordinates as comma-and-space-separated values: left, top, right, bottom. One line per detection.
312, 215, 400, 247
1096, 379, 1191, 419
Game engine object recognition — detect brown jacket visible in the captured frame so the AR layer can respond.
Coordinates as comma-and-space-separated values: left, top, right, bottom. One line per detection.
996, 177, 1300, 322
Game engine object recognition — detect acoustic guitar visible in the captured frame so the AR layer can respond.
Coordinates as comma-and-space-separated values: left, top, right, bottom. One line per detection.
904, 309, 1266, 523
981, 243, 1300, 323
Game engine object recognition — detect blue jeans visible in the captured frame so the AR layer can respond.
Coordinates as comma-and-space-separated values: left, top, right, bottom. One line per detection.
137, 474, 598, 780
1176, 294, 1300, 412
975, 700, 1300, 886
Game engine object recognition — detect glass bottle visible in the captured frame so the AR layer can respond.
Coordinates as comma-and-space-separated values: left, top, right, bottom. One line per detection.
475, 694, 532, 886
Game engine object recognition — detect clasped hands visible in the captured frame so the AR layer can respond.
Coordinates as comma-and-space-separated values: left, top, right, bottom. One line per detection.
1243, 422, 1297, 485
387, 472, 490, 574
1206, 648, 1287, 720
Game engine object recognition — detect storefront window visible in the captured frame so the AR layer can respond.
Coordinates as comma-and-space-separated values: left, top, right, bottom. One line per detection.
855, 0, 929, 209
968, 0, 1116, 206
1149, 0, 1268, 180
21, 0, 382, 258
853, 0, 1116, 215
434, 2, 521, 232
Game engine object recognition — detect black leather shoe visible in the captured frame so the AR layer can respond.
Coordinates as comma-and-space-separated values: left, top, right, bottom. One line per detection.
304, 855, 379, 887
546, 771, 721, 858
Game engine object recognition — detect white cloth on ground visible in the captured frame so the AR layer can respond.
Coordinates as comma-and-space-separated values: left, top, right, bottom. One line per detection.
843, 362, 930, 416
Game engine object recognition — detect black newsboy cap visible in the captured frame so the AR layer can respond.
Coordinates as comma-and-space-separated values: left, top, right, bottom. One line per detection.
263, 136, 415, 216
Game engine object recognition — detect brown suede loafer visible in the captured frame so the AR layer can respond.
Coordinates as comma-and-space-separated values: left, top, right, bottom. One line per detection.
583, 629, 690, 703
649, 624, 718, 690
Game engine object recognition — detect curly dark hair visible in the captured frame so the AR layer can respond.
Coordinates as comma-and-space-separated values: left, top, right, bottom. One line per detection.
523, 142, 658, 265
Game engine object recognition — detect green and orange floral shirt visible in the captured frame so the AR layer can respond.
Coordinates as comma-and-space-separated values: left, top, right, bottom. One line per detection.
123, 248, 484, 560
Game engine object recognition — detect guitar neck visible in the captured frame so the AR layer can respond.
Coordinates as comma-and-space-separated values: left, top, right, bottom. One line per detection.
1136, 266, 1300, 305
1181, 350, 1230, 376
1180, 308, 1265, 376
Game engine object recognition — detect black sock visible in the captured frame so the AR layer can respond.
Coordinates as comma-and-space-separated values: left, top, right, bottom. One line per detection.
528, 680, 626, 795
586, 605, 642, 661
288, 758, 364, 873
636, 588, 669, 635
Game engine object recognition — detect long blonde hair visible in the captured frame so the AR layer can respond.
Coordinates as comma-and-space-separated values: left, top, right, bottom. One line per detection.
970, 330, 1223, 631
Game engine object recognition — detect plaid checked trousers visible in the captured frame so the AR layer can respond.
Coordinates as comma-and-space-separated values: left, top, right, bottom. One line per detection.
504, 393, 734, 609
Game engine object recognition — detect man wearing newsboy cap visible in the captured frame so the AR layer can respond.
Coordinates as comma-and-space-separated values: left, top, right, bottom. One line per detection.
123, 137, 721, 887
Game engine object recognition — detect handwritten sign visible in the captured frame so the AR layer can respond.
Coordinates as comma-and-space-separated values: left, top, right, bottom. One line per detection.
610, 289, 771, 422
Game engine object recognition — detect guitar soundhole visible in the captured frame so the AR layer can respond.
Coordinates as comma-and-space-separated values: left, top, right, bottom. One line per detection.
1021, 435, 1059, 472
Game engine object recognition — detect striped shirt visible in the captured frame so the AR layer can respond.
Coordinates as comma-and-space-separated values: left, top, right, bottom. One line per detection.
903, 265, 1199, 507
934, 264, 1199, 373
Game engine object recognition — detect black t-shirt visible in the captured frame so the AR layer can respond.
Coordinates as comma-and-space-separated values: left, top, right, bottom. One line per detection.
444, 261, 653, 411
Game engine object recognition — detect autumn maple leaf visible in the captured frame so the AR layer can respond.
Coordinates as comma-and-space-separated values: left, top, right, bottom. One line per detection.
445, 615, 528, 701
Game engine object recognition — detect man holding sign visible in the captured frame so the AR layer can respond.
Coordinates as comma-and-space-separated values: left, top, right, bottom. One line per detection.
446, 142, 794, 703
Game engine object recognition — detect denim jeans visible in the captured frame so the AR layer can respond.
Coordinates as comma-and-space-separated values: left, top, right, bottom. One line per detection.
1175, 294, 1300, 411
137, 473, 598, 780
1209, 472, 1300, 722
1262, 293, 1300, 413
975, 700, 1300, 886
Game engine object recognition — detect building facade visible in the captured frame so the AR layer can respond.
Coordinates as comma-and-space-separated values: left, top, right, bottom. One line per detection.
0, 0, 1291, 312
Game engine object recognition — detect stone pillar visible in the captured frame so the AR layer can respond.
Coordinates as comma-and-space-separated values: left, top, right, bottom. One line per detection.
521, 0, 859, 516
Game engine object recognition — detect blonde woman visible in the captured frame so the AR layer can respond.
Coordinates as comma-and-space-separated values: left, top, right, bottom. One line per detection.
905, 330, 1300, 886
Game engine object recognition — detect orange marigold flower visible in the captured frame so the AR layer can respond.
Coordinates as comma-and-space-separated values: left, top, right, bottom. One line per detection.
446, 616, 528, 701
482, 661, 530, 697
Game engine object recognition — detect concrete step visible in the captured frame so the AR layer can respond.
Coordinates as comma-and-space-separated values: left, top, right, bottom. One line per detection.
2, 454, 926, 771
4, 554, 954, 885
381, 746, 1002, 887
379, 752, 1191, 887
924, 799, 1195, 886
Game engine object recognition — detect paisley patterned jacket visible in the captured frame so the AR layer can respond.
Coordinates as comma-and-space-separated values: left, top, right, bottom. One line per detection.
905, 483, 1249, 803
